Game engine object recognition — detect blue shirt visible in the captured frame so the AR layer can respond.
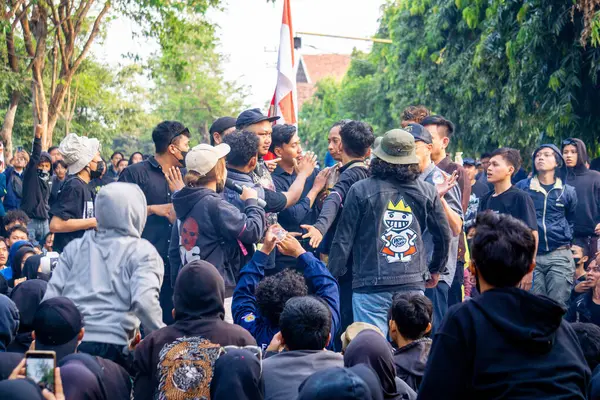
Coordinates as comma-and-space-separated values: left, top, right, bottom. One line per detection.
232, 250, 340, 350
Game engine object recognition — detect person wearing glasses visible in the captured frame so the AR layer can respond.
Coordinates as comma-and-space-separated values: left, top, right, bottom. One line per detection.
120, 121, 188, 325
562, 138, 600, 262
49, 133, 103, 253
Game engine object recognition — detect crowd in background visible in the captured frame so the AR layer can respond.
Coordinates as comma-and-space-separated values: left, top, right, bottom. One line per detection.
0, 105, 599, 399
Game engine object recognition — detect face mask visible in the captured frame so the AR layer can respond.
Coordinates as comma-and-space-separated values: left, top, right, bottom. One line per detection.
574, 257, 581, 265
37, 170, 50, 182
90, 160, 105, 179
177, 150, 187, 168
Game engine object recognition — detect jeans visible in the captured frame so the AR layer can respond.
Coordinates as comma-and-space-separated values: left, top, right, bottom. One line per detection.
448, 261, 464, 307
77, 341, 133, 373
353, 288, 424, 337
425, 281, 450, 334
27, 218, 49, 243
532, 248, 575, 308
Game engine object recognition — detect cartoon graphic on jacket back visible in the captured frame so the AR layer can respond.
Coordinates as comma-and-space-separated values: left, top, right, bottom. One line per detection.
179, 217, 201, 265
381, 198, 417, 263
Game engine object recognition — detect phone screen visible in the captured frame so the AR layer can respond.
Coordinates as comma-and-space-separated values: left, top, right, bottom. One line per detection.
26, 353, 56, 392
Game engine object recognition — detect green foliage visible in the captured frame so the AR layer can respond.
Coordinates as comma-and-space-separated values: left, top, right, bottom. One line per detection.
300, 0, 600, 163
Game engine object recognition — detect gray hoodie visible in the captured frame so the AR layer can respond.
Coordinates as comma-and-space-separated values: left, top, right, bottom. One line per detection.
44, 182, 165, 345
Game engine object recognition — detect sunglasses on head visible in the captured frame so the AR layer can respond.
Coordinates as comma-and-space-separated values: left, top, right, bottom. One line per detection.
169, 127, 191, 145
562, 139, 577, 146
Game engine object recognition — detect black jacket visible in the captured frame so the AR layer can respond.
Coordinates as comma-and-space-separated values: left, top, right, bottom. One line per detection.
564, 138, 600, 238
329, 176, 451, 289
418, 287, 590, 399
393, 338, 431, 392
169, 187, 265, 294
20, 137, 51, 220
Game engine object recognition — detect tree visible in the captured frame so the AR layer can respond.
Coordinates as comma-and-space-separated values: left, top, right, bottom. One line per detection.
0, 0, 221, 154
300, 0, 600, 162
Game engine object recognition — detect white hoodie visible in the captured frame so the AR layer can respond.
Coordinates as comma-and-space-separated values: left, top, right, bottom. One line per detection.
44, 182, 165, 345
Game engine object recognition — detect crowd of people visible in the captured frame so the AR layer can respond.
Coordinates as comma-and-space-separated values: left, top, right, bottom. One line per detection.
0, 104, 600, 399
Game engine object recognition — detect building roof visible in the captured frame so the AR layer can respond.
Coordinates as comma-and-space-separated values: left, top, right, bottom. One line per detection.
296, 54, 351, 109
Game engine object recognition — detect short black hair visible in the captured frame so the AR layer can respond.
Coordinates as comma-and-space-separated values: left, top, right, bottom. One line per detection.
152, 121, 189, 154
572, 323, 600, 371
118, 159, 129, 167
490, 147, 522, 175
330, 119, 352, 130
370, 158, 420, 182
8, 225, 28, 238
269, 124, 297, 154
256, 269, 308, 326
471, 211, 535, 287
421, 115, 455, 138
480, 152, 492, 160
48, 146, 59, 153
52, 160, 67, 171
110, 151, 124, 160
280, 296, 332, 351
340, 121, 375, 158
4, 210, 30, 228
390, 293, 433, 340
223, 131, 259, 167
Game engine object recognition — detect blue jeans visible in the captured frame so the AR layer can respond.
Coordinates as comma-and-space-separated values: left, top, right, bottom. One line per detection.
425, 281, 450, 335
532, 248, 575, 309
27, 218, 49, 244
353, 288, 424, 337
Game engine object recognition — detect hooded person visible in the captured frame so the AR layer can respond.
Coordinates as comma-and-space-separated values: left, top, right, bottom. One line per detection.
49, 133, 103, 253
132, 259, 256, 400
169, 143, 265, 321
418, 211, 590, 399
43, 182, 164, 370
0, 294, 19, 352
10, 245, 35, 287
0, 378, 45, 400
297, 365, 384, 400
344, 330, 416, 400
210, 348, 264, 400
516, 144, 578, 307
21, 125, 53, 243
60, 359, 106, 400
22, 254, 43, 281
561, 138, 600, 262
6, 280, 46, 353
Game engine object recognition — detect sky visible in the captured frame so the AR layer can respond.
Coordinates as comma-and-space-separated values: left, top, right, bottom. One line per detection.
93, 0, 387, 109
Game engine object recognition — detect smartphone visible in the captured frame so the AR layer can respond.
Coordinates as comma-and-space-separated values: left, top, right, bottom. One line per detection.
25, 350, 56, 392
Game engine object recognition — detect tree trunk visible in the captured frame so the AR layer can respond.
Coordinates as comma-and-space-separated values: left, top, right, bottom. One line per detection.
1, 91, 20, 159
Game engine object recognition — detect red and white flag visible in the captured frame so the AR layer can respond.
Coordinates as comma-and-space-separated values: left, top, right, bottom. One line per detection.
269, 0, 297, 126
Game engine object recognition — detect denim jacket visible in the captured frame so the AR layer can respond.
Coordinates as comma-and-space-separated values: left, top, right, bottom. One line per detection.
329, 176, 451, 289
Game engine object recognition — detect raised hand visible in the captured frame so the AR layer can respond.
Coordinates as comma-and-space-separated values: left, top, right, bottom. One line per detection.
301, 224, 323, 248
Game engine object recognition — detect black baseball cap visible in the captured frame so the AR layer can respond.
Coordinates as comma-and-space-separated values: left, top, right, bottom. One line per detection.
463, 158, 477, 166
33, 297, 83, 361
404, 123, 432, 144
209, 117, 236, 135
236, 108, 280, 129
152, 121, 191, 146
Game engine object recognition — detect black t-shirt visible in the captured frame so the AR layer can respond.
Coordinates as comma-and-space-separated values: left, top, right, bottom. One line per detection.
540, 182, 555, 193
478, 186, 537, 230
50, 176, 95, 252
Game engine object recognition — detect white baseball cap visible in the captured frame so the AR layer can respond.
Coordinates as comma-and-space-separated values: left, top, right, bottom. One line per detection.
186, 143, 230, 176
